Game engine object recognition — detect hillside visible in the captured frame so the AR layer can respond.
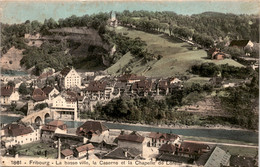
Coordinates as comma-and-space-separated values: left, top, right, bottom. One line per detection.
1, 47, 24, 71
107, 26, 243, 78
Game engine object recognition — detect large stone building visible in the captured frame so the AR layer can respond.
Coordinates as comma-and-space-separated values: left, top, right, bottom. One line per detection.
60, 67, 81, 89
51, 91, 78, 120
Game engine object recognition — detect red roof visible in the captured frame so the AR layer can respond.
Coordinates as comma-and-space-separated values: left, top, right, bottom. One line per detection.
3, 123, 33, 137
76, 121, 108, 136
178, 142, 210, 155
76, 144, 94, 153
42, 86, 55, 95
61, 149, 74, 157
38, 71, 53, 80
41, 120, 67, 132
0, 86, 15, 97
117, 131, 145, 143
60, 67, 71, 76
86, 81, 107, 92
48, 120, 65, 127
32, 88, 47, 102
159, 144, 176, 153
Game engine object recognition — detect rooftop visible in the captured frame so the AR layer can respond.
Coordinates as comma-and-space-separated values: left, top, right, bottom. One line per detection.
117, 131, 145, 143
159, 144, 176, 153
61, 149, 74, 157
76, 143, 94, 153
103, 147, 142, 160
76, 121, 108, 136
3, 123, 33, 137
0, 86, 15, 97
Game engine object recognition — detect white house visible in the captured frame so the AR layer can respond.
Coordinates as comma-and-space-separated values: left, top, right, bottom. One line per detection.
51, 93, 78, 120
60, 67, 81, 89
75, 143, 94, 158
148, 132, 180, 148
0, 86, 19, 105
42, 86, 59, 105
1, 123, 41, 148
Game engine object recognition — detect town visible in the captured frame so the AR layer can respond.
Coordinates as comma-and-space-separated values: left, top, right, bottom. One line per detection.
0, 2, 259, 167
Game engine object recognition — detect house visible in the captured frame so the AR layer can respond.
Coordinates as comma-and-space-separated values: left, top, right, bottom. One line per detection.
229, 40, 254, 49
32, 88, 47, 103
75, 143, 94, 159
89, 135, 117, 150
158, 143, 176, 154
103, 147, 142, 160
196, 147, 231, 167
176, 142, 210, 159
168, 77, 182, 84
118, 74, 145, 84
148, 132, 180, 147
60, 67, 81, 89
131, 79, 153, 96
1, 123, 40, 148
41, 120, 67, 142
51, 91, 78, 120
42, 86, 59, 101
84, 81, 109, 100
61, 149, 74, 159
0, 86, 19, 105
157, 80, 169, 95
37, 71, 53, 83
76, 121, 109, 139
117, 131, 147, 156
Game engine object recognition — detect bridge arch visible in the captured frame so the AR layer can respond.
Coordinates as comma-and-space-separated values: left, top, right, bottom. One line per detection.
35, 116, 42, 125
44, 113, 51, 123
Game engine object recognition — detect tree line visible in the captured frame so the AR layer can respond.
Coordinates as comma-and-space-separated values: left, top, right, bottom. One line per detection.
117, 10, 259, 42
191, 63, 255, 79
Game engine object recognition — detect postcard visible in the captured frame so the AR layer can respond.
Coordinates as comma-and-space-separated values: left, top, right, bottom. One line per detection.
0, 0, 259, 166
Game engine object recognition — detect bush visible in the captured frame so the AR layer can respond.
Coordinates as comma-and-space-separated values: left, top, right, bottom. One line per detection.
34, 103, 48, 110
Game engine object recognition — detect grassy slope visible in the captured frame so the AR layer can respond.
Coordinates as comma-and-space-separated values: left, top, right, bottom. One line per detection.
107, 26, 243, 78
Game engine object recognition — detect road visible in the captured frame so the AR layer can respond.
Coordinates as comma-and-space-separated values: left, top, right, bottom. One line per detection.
184, 140, 258, 148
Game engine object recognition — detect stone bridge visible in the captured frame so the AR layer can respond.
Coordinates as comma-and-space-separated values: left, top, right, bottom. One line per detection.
21, 108, 56, 125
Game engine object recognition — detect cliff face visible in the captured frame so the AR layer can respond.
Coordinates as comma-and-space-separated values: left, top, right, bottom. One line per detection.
1, 47, 24, 71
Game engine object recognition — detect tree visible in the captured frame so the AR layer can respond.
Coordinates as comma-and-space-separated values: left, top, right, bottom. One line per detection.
7, 81, 15, 87
18, 83, 28, 95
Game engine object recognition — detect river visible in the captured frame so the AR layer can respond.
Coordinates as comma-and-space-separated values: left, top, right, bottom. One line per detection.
0, 115, 258, 144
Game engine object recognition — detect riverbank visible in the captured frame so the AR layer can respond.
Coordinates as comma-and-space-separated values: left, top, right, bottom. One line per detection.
77, 118, 258, 132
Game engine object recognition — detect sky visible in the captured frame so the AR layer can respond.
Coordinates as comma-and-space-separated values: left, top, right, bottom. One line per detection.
1, 1, 259, 24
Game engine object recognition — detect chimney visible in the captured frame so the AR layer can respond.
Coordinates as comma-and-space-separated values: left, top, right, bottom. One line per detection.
120, 130, 125, 135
